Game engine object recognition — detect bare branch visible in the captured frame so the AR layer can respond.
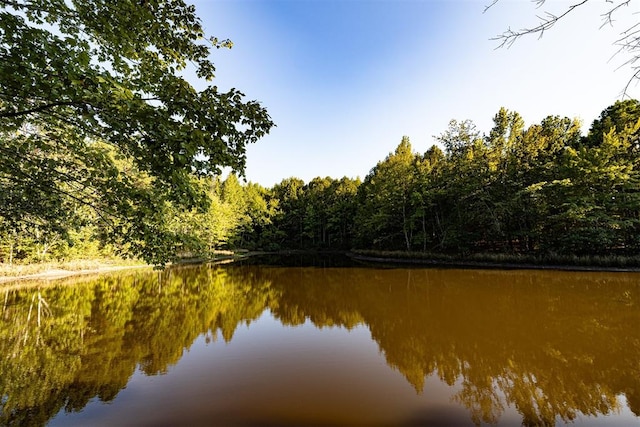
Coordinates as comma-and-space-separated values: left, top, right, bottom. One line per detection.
491, 0, 590, 48
483, 0, 499, 14
602, 0, 632, 27
622, 67, 640, 97
490, 0, 640, 97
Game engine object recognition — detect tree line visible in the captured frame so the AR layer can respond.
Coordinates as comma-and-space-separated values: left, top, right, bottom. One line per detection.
2, 99, 639, 264
356, 99, 640, 257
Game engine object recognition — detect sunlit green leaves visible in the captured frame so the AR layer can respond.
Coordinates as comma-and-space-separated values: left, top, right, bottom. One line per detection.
0, 0, 273, 264
351, 101, 640, 256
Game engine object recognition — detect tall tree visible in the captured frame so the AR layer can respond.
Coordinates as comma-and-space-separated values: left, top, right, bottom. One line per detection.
325, 177, 360, 249
434, 120, 495, 252
356, 137, 417, 251
484, 108, 525, 250
234, 182, 276, 250
411, 145, 444, 251
270, 177, 306, 249
303, 177, 333, 247
0, 1, 273, 264
221, 173, 250, 247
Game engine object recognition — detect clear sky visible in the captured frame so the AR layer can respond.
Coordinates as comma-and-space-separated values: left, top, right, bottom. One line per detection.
191, 0, 639, 187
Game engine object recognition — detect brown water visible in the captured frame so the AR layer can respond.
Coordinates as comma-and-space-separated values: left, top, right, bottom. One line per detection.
1, 258, 639, 426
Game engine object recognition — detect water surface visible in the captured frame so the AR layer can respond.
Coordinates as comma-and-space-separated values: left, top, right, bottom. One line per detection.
1, 258, 639, 426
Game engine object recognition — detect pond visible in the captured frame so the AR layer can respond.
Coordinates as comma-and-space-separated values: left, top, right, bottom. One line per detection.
1, 255, 639, 426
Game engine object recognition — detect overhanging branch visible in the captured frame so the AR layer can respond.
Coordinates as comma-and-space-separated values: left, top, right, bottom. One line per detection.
491, 0, 591, 48
0, 100, 83, 119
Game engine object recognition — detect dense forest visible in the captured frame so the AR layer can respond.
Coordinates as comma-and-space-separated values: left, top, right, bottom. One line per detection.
2, 99, 640, 265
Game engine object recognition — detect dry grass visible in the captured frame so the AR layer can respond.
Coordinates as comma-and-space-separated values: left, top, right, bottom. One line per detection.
0, 258, 146, 278
351, 249, 640, 269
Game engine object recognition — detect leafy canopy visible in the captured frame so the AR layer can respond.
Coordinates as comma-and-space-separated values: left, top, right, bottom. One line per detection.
0, 0, 274, 264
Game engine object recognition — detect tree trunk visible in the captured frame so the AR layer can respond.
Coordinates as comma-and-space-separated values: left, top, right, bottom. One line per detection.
422, 208, 427, 252
402, 199, 410, 251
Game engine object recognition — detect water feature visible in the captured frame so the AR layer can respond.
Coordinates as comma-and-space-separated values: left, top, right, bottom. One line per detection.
1, 256, 639, 426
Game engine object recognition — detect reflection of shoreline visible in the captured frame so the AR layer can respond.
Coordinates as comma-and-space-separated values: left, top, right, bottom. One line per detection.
348, 252, 640, 272
6, 247, 639, 286
0, 251, 260, 286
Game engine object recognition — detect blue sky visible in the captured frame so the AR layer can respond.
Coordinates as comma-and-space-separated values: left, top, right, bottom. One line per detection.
191, 0, 639, 187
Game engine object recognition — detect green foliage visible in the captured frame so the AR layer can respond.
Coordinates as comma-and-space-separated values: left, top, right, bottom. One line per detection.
154, 99, 640, 260
583, 100, 640, 148
265, 176, 360, 250
355, 136, 417, 250
0, 1, 273, 265
350, 101, 640, 258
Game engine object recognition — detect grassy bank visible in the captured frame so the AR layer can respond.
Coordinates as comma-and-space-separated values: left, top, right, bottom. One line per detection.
0, 250, 257, 283
0, 258, 147, 278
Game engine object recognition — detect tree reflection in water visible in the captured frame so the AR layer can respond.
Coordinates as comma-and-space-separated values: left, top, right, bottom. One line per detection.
1, 262, 639, 426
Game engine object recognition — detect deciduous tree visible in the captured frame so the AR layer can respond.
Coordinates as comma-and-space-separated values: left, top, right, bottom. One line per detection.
0, 0, 273, 264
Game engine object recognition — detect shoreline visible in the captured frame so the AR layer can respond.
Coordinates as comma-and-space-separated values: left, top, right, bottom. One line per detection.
0, 253, 251, 285
347, 252, 640, 272
3, 250, 640, 285
0, 264, 153, 285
